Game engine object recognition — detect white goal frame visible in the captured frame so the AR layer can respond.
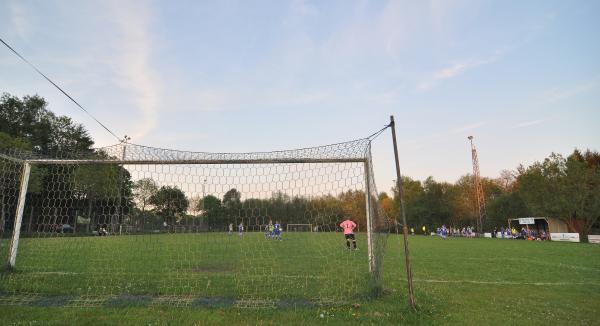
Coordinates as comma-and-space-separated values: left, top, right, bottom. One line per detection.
4, 153, 377, 274
286, 223, 313, 232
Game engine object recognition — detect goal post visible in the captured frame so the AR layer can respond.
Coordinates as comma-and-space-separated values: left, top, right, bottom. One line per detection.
0, 139, 392, 307
6, 162, 30, 270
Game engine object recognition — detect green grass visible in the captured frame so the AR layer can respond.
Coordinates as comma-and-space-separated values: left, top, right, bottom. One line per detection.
1, 234, 599, 325
1, 232, 371, 303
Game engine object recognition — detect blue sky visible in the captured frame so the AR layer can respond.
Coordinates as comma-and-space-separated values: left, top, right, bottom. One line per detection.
1, 0, 599, 193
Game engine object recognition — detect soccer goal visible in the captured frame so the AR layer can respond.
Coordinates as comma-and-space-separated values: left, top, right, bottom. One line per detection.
286, 224, 312, 232
0, 138, 391, 308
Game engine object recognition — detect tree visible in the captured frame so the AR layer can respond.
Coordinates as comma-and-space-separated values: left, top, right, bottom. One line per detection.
486, 192, 530, 229
448, 175, 477, 226
379, 192, 398, 231
187, 195, 203, 215
339, 190, 366, 229
518, 150, 600, 239
199, 195, 222, 212
562, 150, 600, 237
223, 188, 242, 210
378, 192, 396, 218
198, 195, 223, 229
1, 93, 97, 233
131, 178, 159, 229
149, 186, 189, 225
518, 153, 569, 218
73, 165, 122, 232
498, 169, 517, 191
391, 176, 424, 227
0, 93, 94, 154
133, 178, 158, 214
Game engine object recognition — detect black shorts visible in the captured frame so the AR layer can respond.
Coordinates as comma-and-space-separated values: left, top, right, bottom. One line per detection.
345, 234, 355, 240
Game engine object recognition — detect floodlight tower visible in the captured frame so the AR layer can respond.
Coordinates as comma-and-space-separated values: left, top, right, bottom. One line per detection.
468, 136, 486, 234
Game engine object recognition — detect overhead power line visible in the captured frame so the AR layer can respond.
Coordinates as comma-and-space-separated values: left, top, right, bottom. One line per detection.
0, 37, 122, 142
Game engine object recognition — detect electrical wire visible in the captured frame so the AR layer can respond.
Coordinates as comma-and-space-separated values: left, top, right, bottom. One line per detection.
0, 37, 122, 142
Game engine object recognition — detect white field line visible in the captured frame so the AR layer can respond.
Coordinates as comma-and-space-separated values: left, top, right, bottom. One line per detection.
28, 272, 80, 275
415, 279, 600, 286
27, 272, 327, 279
462, 257, 600, 272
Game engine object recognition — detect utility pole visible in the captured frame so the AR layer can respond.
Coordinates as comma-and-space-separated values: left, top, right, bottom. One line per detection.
390, 116, 416, 311
467, 136, 486, 235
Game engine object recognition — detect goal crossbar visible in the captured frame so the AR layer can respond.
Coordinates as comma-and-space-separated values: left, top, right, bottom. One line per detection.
9, 158, 367, 165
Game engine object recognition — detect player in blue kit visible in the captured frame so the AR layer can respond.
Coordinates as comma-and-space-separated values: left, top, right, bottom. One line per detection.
273, 221, 282, 241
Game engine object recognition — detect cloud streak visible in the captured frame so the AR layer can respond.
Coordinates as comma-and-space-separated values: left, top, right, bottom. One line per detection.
107, 1, 160, 141
418, 51, 504, 91
8, 0, 29, 39
541, 80, 598, 105
512, 119, 544, 129
450, 121, 486, 134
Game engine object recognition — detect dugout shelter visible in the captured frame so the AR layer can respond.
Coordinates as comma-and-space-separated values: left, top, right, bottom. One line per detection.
508, 217, 569, 236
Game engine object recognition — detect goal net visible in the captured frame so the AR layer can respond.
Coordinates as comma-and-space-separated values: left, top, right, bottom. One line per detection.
0, 138, 391, 308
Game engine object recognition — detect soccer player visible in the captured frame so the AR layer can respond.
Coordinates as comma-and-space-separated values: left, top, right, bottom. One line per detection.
238, 222, 244, 237
228, 223, 233, 236
339, 218, 357, 250
99, 223, 108, 236
273, 221, 282, 240
265, 220, 274, 239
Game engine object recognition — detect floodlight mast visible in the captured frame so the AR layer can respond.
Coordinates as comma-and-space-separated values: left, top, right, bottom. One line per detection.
468, 136, 486, 235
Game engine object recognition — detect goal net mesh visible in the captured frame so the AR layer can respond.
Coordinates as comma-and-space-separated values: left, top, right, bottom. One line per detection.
0, 138, 391, 308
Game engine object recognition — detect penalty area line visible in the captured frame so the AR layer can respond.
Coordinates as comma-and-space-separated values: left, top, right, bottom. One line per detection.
415, 279, 600, 286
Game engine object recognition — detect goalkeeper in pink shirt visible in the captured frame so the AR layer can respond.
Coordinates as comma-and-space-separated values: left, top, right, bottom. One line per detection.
340, 218, 358, 250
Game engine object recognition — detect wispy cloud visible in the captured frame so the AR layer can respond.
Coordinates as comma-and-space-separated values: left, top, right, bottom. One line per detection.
418, 51, 504, 91
106, 1, 160, 141
400, 120, 485, 150
450, 121, 485, 134
511, 119, 544, 129
540, 80, 598, 105
8, 0, 29, 39
291, 0, 318, 16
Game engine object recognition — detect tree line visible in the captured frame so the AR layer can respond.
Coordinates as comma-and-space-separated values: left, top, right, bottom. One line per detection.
1, 93, 598, 238
130, 180, 370, 232
380, 151, 600, 238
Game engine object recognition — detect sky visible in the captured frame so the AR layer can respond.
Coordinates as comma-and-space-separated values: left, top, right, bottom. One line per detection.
1, 0, 599, 194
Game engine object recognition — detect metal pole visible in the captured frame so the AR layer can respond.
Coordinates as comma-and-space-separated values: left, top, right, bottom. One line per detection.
364, 160, 374, 273
389, 115, 416, 311
7, 162, 31, 270
202, 179, 206, 210
116, 137, 129, 235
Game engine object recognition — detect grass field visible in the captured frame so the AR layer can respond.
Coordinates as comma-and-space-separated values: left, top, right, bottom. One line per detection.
1, 233, 599, 325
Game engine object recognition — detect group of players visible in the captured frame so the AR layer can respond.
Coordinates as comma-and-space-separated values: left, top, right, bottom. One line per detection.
226, 218, 359, 250
264, 220, 283, 240
227, 220, 283, 240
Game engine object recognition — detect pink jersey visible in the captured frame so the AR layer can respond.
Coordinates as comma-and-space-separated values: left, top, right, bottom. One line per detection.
340, 220, 357, 235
